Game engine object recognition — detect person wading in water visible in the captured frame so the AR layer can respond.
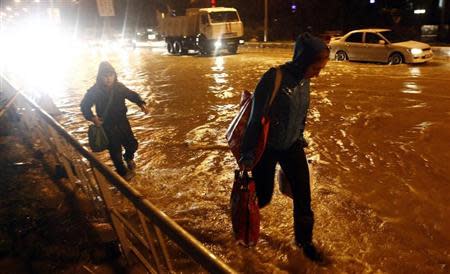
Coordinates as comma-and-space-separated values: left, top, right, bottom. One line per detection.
240, 33, 330, 262
81, 61, 148, 180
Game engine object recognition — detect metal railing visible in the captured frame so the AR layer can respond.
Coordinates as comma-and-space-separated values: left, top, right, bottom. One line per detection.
1, 75, 236, 274
0, 89, 19, 119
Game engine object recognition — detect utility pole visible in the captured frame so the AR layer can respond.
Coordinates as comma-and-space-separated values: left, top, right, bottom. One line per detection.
440, 0, 447, 25
264, 0, 268, 42
439, 0, 447, 41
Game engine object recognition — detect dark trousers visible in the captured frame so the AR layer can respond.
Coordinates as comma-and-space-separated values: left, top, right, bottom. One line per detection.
252, 141, 314, 244
104, 120, 138, 176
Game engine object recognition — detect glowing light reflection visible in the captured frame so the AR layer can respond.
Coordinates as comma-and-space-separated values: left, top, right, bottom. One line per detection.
408, 67, 422, 77
0, 19, 83, 100
401, 82, 422, 94
212, 56, 224, 71
208, 56, 233, 98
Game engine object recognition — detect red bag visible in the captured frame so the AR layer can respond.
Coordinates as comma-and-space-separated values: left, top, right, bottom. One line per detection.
230, 170, 260, 246
226, 67, 282, 169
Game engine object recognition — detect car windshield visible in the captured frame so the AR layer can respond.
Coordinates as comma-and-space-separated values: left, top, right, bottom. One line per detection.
209, 11, 239, 23
379, 31, 407, 43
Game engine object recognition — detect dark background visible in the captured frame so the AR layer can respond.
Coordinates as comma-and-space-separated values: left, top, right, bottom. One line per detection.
1, 0, 449, 41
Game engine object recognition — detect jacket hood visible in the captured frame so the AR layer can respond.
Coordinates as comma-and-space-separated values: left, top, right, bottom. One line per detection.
96, 61, 117, 84
282, 33, 329, 82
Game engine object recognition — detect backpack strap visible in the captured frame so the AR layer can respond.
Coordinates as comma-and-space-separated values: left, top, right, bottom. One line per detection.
267, 66, 282, 111
101, 88, 114, 122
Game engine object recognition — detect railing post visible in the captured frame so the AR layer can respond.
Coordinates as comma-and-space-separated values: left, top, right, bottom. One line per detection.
18, 104, 34, 139
92, 167, 132, 261
48, 126, 80, 190
25, 109, 51, 152
72, 159, 105, 215
138, 211, 165, 273
152, 224, 174, 273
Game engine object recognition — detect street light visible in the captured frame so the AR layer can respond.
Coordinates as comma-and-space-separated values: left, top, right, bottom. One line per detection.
414, 9, 426, 14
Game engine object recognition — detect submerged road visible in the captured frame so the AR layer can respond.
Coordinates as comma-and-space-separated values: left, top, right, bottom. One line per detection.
4, 45, 450, 273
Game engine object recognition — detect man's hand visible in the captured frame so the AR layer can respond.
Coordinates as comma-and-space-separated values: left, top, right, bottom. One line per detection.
140, 104, 149, 114
239, 157, 253, 172
91, 116, 103, 127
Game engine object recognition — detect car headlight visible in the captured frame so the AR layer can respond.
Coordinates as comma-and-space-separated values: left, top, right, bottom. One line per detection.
214, 40, 222, 48
410, 48, 423, 55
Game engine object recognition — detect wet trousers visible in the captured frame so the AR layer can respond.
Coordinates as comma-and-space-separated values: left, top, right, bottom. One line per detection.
104, 119, 138, 176
252, 140, 314, 245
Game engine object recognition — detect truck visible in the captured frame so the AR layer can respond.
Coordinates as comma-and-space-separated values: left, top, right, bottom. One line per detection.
158, 7, 244, 55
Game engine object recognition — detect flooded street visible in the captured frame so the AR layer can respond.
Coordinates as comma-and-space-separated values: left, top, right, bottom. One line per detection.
4, 46, 450, 273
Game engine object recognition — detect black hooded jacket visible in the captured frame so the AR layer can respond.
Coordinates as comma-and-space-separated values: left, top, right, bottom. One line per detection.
80, 62, 145, 128
240, 33, 328, 165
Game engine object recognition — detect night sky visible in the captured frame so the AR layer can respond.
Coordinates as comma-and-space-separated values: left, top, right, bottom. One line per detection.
1, 0, 449, 40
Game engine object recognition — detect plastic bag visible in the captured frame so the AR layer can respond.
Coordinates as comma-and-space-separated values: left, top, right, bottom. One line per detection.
230, 170, 260, 246
88, 125, 109, 152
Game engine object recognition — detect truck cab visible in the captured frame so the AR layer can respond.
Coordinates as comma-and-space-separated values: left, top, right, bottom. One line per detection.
159, 7, 244, 55
196, 7, 244, 54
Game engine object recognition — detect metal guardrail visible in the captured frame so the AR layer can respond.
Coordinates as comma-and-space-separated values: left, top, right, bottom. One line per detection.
0, 75, 236, 274
0, 90, 19, 119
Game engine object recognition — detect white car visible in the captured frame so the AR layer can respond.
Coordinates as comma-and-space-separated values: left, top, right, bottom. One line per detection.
329, 29, 433, 64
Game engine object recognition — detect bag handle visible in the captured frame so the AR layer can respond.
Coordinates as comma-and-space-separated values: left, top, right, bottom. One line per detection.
266, 67, 282, 113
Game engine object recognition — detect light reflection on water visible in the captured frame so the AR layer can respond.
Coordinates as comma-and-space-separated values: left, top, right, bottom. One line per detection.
4, 49, 450, 273
402, 82, 422, 94
408, 66, 422, 77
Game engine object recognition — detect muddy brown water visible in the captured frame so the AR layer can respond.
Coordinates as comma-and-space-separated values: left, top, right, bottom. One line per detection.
5, 46, 450, 273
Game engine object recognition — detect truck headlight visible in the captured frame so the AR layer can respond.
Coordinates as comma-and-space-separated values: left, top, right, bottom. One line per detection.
239, 39, 245, 44
214, 40, 222, 48
410, 48, 423, 55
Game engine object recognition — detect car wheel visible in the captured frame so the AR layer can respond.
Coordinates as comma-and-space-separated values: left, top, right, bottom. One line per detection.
335, 51, 348, 61
167, 41, 173, 54
173, 41, 182, 55
388, 53, 403, 65
227, 44, 238, 54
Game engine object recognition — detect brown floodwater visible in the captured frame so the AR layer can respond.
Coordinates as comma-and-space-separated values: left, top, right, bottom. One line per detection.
5, 46, 450, 273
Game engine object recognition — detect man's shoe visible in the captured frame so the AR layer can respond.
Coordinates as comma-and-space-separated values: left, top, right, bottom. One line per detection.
298, 242, 325, 263
126, 160, 136, 171
122, 170, 135, 181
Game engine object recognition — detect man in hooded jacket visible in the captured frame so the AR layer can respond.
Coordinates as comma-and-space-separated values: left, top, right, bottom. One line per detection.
80, 61, 148, 180
240, 33, 329, 262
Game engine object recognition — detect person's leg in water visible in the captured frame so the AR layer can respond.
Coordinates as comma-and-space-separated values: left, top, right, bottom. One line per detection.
107, 134, 127, 176
120, 120, 138, 171
105, 126, 133, 180
252, 146, 279, 208
280, 141, 324, 262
